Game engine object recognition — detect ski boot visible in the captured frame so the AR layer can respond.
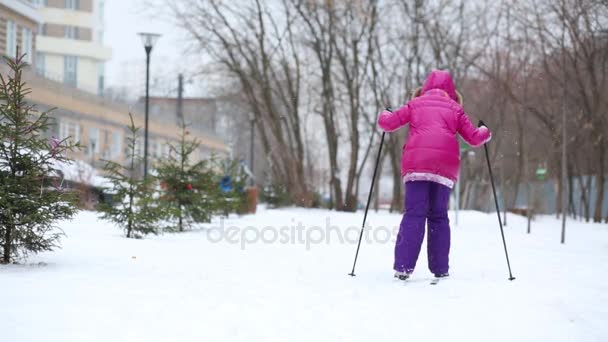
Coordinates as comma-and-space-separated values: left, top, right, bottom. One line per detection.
394, 271, 412, 281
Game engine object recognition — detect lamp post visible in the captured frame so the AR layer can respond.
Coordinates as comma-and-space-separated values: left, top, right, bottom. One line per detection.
138, 32, 161, 180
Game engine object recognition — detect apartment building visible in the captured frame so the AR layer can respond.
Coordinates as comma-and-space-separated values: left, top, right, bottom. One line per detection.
32, 0, 111, 95
1, 1, 229, 179
0, 0, 40, 63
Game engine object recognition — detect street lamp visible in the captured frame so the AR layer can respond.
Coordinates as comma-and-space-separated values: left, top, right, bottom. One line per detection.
138, 32, 161, 180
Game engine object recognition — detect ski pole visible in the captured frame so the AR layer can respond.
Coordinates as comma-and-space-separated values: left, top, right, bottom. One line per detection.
479, 120, 516, 281
349, 110, 388, 277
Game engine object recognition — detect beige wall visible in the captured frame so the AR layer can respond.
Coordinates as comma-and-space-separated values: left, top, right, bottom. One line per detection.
43, 23, 92, 41
80, 0, 93, 12
46, 0, 65, 9
59, 117, 125, 164
47, 0, 94, 12
39, 7, 94, 28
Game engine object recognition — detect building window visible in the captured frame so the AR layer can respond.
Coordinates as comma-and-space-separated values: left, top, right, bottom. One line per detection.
59, 120, 80, 143
64, 56, 78, 87
32, 0, 48, 7
99, 1, 105, 21
36, 52, 45, 75
22, 28, 33, 64
88, 127, 100, 156
65, 0, 79, 10
5, 20, 17, 58
98, 63, 105, 96
65, 26, 79, 39
111, 132, 122, 159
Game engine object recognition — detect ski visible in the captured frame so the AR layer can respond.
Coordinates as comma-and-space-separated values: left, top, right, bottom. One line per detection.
430, 274, 449, 285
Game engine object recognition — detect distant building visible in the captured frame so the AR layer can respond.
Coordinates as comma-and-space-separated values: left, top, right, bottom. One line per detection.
32, 0, 111, 95
0, 0, 41, 63
0, 61, 230, 171
139, 96, 218, 134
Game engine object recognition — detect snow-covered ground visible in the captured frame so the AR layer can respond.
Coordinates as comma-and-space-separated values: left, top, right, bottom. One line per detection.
2, 207, 607, 341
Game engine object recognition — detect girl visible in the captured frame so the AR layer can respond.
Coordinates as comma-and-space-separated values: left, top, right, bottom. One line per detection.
377, 70, 491, 280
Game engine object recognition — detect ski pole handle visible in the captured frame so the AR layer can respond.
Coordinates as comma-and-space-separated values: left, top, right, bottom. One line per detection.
385, 107, 393, 112
477, 120, 487, 128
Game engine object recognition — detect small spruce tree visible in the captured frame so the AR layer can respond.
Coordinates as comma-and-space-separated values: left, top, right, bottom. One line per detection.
0, 53, 80, 263
156, 123, 215, 231
99, 114, 159, 238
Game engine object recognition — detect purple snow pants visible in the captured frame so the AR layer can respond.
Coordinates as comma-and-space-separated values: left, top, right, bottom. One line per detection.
394, 181, 451, 275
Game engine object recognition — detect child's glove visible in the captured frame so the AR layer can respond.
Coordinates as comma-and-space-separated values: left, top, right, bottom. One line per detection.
476, 120, 492, 144
377, 108, 394, 132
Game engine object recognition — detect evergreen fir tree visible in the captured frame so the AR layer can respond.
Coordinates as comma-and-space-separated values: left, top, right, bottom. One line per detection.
0, 53, 79, 264
156, 122, 216, 231
98, 114, 159, 238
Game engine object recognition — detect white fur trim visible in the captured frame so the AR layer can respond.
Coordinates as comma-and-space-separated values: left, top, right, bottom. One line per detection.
403, 173, 455, 189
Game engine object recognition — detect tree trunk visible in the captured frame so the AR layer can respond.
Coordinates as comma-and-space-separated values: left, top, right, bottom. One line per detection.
2, 224, 11, 263
584, 163, 593, 222
593, 145, 605, 223
568, 162, 576, 218
179, 209, 183, 232
575, 161, 590, 222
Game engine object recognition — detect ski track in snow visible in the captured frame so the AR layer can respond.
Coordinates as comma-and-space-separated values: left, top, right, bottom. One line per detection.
1, 208, 607, 342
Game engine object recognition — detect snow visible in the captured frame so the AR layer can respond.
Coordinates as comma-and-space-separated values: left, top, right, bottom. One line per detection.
52, 159, 111, 188
2, 208, 607, 341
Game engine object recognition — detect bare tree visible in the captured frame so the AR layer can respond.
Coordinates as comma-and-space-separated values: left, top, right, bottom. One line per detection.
167, 0, 313, 204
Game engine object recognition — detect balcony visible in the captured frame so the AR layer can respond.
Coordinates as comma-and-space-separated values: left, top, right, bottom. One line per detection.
37, 35, 112, 61
38, 6, 94, 28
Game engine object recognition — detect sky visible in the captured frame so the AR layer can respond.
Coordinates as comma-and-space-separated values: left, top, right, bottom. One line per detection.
104, 0, 199, 97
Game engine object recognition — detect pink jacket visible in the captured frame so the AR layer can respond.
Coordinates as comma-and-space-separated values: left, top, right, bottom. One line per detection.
378, 70, 491, 188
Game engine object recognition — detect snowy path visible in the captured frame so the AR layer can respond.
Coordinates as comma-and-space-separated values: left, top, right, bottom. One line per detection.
2, 208, 607, 341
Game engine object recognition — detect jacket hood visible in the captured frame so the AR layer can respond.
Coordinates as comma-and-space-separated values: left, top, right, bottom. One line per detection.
421, 70, 458, 102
